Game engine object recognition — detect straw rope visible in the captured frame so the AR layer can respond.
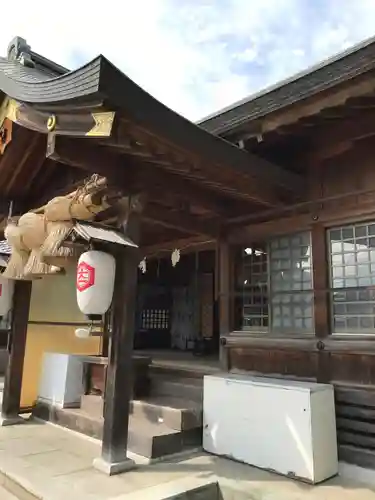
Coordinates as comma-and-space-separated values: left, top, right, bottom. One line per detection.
2, 174, 110, 280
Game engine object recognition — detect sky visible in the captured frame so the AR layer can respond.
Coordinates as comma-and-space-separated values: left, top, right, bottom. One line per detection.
1, 0, 375, 121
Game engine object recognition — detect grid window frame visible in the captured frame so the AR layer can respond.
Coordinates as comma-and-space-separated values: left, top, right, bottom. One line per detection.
238, 231, 314, 334
328, 221, 375, 334
269, 231, 314, 334
240, 245, 269, 331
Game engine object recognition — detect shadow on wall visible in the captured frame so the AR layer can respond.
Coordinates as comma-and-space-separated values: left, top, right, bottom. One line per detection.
21, 263, 101, 408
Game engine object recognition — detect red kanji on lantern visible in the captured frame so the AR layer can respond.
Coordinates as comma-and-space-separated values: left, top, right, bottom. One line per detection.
0, 284, 2, 297
76, 261, 95, 292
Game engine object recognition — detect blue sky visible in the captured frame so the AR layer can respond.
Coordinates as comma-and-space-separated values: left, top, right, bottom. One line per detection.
2, 0, 375, 120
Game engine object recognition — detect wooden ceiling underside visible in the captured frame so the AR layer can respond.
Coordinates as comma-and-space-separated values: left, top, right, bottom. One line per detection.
2, 88, 375, 247
0, 118, 297, 248
233, 91, 375, 171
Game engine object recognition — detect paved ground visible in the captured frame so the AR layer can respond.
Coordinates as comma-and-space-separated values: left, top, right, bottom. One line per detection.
0, 484, 18, 499
0, 419, 374, 499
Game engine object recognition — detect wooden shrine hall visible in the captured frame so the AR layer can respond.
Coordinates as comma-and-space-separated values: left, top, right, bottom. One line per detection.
0, 36, 302, 474
3, 34, 375, 472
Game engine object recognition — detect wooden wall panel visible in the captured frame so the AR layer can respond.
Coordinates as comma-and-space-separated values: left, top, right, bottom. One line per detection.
310, 139, 375, 200
330, 353, 375, 386
229, 348, 318, 380
226, 138, 375, 469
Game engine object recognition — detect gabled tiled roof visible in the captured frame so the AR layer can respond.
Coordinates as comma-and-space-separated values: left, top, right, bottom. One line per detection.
199, 35, 375, 135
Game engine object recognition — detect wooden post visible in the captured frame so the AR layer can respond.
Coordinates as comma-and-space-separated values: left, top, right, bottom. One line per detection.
1, 280, 32, 425
93, 196, 143, 475
311, 225, 331, 383
218, 240, 232, 371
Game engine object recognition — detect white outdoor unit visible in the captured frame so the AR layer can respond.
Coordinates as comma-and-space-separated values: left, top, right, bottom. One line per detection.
203, 374, 338, 484
38, 353, 84, 408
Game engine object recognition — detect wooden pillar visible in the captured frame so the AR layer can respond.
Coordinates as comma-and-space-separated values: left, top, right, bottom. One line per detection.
311, 225, 331, 383
218, 240, 232, 371
93, 196, 143, 475
1, 280, 32, 425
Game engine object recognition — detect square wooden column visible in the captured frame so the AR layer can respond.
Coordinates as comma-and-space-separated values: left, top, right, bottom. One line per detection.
93, 196, 143, 475
311, 225, 331, 383
1, 280, 32, 425
217, 240, 233, 371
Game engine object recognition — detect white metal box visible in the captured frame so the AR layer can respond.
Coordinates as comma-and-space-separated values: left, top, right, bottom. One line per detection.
38, 353, 84, 408
203, 374, 338, 483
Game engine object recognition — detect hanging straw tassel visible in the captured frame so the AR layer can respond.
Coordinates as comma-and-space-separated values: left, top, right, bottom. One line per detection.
41, 245, 81, 267
2, 221, 30, 280
17, 213, 63, 278
2, 251, 29, 279
40, 221, 82, 267
39, 220, 73, 260
23, 249, 63, 278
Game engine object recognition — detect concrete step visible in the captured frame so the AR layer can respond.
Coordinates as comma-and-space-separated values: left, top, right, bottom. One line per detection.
80, 394, 104, 416
33, 402, 202, 459
132, 396, 203, 431
128, 416, 201, 459
149, 365, 207, 384
81, 394, 203, 431
150, 379, 203, 403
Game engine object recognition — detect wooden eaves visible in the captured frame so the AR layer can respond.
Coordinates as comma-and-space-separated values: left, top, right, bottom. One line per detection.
0, 36, 306, 253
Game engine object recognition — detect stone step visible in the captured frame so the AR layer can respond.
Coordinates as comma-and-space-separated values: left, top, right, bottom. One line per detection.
81, 394, 203, 431
150, 379, 203, 403
33, 402, 202, 459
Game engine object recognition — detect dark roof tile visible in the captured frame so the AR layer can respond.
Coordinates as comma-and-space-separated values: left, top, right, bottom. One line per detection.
199, 35, 375, 135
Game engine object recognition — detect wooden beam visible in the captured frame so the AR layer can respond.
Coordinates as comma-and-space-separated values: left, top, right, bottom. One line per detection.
319, 106, 349, 119
46, 135, 137, 189
95, 197, 143, 475
113, 119, 304, 195
311, 225, 331, 383
49, 135, 284, 208
138, 166, 238, 216
346, 95, 375, 108
143, 203, 220, 237
311, 110, 375, 155
308, 141, 353, 164
217, 240, 233, 370
262, 76, 375, 134
311, 225, 330, 339
1, 281, 32, 425
27, 165, 89, 208
141, 236, 215, 257
228, 185, 375, 244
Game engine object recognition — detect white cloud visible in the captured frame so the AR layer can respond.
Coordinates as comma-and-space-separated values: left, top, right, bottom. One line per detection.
1, 0, 375, 120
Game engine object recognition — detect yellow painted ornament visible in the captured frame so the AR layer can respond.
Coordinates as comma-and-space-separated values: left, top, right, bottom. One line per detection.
47, 114, 56, 132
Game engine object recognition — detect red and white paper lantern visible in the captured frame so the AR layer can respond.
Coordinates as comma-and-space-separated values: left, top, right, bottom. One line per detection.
76, 250, 116, 319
